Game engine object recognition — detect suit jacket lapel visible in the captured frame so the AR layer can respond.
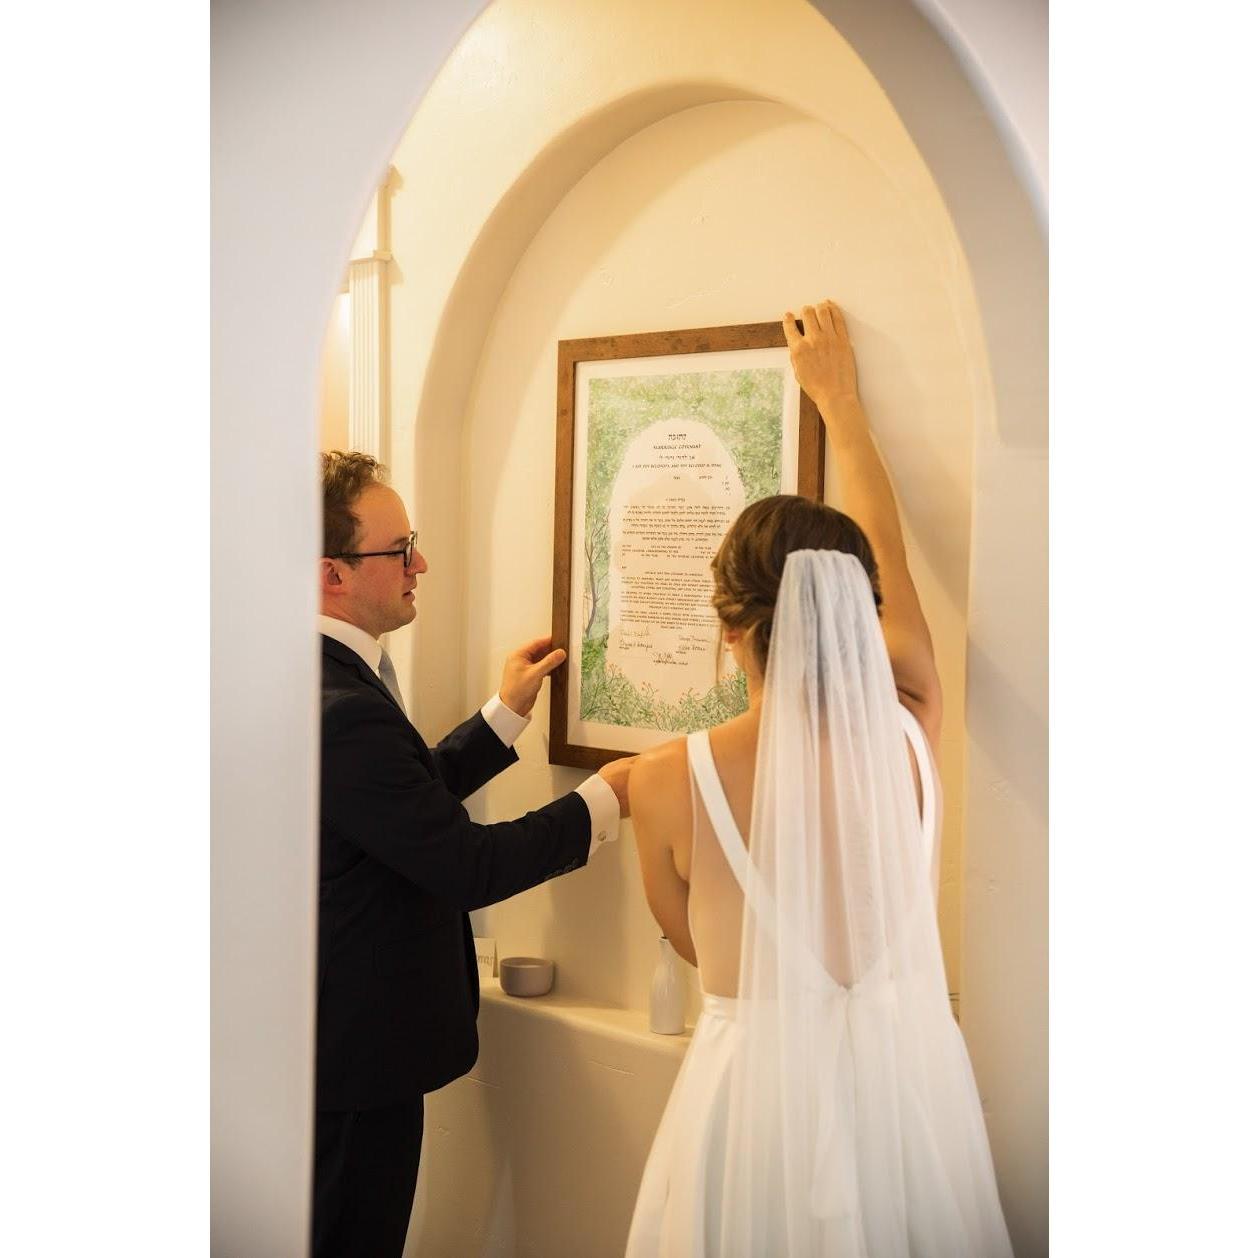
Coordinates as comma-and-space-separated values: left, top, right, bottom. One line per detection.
321, 636, 400, 710
320, 637, 440, 774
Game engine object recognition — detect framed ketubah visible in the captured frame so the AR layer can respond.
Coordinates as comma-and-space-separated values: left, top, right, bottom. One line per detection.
549, 321, 824, 769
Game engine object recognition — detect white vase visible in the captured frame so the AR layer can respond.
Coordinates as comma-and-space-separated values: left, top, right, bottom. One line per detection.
649, 936, 685, 1034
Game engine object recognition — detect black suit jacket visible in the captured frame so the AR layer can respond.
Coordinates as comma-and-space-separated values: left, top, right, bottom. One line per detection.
316, 636, 591, 1110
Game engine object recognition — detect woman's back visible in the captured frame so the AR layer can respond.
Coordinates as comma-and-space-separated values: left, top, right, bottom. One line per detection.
677, 708, 938, 999
682, 713, 756, 998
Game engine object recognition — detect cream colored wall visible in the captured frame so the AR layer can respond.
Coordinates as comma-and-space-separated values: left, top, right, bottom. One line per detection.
382, 0, 989, 1004
382, 0, 981, 719
459, 96, 976, 1023
318, 292, 350, 453
213, 2, 491, 1250
375, 1, 1025, 1252
820, 9, 1048, 1249
411, 987, 689, 1255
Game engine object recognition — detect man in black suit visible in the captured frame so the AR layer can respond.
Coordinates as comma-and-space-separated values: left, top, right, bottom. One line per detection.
312, 452, 632, 1258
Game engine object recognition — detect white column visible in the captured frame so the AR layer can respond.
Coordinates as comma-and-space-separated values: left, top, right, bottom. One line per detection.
348, 255, 388, 458
347, 169, 396, 460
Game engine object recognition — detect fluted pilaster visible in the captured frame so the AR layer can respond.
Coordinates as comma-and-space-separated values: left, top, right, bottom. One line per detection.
348, 256, 388, 459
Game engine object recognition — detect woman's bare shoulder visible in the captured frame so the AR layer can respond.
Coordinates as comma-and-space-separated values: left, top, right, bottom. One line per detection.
631, 734, 690, 792
706, 707, 761, 756
628, 736, 692, 850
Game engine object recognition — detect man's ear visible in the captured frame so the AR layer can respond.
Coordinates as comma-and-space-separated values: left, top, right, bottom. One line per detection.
320, 558, 343, 592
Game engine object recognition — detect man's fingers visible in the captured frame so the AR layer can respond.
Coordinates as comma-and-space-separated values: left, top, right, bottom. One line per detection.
801, 304, 822, 338
819, 300, 838, 334
514, 634, 555, 661
531, 648, 566, 677
782, 312, 802, 347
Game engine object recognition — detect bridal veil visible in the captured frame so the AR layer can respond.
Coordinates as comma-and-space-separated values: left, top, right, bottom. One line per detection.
716, 550, 1013, 1257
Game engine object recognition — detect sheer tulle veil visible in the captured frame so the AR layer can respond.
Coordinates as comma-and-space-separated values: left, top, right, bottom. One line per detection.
715, 550, 1013, 1257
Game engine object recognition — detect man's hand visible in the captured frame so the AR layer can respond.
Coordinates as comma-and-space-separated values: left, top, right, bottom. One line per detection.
498, 636, 566, 718
782, 300, 860, 409
598, 754, 636, 818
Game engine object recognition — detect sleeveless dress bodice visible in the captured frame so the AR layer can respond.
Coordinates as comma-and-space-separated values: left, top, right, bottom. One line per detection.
685, 705, 941, 1001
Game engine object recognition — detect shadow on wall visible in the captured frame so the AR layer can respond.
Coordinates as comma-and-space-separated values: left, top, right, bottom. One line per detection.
810, 0, 1047, 454
408, 989, 685, 1255
507, 782, 635, 1005
967, 634, 1048, 825
856, 320, 971, 618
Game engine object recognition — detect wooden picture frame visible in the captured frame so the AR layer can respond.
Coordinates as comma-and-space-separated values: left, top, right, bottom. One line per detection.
549, 321, 824, 769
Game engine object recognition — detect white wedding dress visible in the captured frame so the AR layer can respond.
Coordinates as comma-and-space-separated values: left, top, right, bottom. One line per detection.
625, 551, 1013, 1258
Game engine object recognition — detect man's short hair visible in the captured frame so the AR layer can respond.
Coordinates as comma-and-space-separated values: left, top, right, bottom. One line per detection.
322, 451, 388, 565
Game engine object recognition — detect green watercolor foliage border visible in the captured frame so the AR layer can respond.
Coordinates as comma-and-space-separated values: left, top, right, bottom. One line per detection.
579, 366, 783, 732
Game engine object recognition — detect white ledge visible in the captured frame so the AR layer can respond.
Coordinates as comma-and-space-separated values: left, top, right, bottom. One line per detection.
480, 977, 692, 1057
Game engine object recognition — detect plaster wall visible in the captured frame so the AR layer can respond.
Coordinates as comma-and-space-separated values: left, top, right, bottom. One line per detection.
366, 1, 1041, 1252
212, 0, 1045, 1253
456, 98, 977, 1020
318, 292, 350, 453
412, 987, 689, 1256
809, 7, 1049, 1248
212, 3, 489, 1251
381, 0, 988, 1017
381, 0, 985, 727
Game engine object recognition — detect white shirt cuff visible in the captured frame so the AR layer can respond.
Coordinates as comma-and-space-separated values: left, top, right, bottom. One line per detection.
481, 693, 530, 747
575, 774, 621, 860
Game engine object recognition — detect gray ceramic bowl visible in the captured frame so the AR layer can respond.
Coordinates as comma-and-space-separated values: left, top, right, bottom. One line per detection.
499, 956, 555, 997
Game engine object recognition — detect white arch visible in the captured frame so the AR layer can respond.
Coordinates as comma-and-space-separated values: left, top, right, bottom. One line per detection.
211, 2, 1045, 1253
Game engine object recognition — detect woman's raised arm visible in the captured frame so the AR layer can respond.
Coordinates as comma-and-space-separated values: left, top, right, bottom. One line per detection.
783, 300, 942, 750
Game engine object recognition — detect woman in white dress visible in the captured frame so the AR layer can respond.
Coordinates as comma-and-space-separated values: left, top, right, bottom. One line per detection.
625, 302, 1013, 1257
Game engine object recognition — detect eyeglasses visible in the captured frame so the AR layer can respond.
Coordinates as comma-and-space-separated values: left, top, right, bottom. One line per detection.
328, 531, 418, 567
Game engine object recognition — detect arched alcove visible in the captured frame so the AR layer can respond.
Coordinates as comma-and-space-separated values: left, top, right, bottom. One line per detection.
391, 83, 975, 1004
212, 2, 1045, 1253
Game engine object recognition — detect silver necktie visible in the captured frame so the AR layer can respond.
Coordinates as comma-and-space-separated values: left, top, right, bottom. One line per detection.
377, 649, 407, 715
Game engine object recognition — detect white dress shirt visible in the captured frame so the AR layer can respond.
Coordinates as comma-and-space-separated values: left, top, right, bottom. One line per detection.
318, 615, 620, 858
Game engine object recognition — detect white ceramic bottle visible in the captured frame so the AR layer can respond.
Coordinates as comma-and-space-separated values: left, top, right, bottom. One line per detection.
649, 936, 686, 1034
